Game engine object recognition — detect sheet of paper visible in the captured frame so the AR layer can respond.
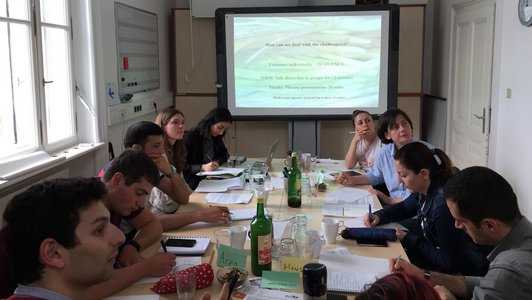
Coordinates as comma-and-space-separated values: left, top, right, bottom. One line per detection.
324, 187, 373, 204
230, 208, 264, 221
318, 253, 389, 293
196, 167, 245, 177
195, 177, 244, 192
269, 177, 285, 190
260, 271, 300, 290
321, 247, 351, 255
321, 204, 373, 217
242, 286, 303, 300
205, 192, 253, 204
133, 256, 202, 285
344, 217, 409, 231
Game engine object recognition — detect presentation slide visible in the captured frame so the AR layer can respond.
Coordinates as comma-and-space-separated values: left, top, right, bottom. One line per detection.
226, 12, 388, 111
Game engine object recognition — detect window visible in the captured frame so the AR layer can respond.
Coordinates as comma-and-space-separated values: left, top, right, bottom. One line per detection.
0, 0, 75, 160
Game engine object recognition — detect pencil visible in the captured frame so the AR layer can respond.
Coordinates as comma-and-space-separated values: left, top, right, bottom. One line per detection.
160, 240, 167, 253
394, 254, 401, 270
208, 248, 215, 265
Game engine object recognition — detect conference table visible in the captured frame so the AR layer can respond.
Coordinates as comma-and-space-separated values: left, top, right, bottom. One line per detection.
114, 159, 407, 299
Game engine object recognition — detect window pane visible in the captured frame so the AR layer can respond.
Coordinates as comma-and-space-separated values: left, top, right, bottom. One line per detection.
0, 0, 30, 20
41, 26, 74, 144
40, 0, 67, 26
0, 22, 37, 159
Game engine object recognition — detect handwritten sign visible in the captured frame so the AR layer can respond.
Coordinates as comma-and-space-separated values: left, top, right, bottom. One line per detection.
217, 244, 247, 269
280, 256, 314, 273
261, 271, 300, 290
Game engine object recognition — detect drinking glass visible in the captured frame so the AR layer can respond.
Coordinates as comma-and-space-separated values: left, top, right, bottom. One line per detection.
175, 264, 196, 300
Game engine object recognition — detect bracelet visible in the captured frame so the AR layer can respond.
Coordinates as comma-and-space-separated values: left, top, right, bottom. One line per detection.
424, 270, 431, 281
121, 239, 141, 253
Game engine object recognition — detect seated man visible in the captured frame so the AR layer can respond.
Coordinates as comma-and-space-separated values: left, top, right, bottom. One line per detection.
123, 121, 231, 231
0, 176, 228, 300
394, 166, 532, 299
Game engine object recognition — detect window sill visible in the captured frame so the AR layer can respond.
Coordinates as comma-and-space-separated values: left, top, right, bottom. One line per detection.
0, 142, 105, 190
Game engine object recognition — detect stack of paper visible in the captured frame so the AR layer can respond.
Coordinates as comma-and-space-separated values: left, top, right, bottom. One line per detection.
195, 177, 244, 192
321, 204, 374, 218
205, 192, 253, 204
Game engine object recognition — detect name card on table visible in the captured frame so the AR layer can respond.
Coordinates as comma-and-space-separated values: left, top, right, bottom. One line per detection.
261, 271, 300, 290
280, 256, 314, 273
217, 244, 247, 269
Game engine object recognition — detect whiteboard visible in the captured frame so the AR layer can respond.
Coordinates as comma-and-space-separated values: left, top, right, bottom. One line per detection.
115, 2, 159, 96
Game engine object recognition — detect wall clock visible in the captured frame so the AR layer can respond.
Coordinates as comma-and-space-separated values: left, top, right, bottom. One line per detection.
519, 0, 532, 26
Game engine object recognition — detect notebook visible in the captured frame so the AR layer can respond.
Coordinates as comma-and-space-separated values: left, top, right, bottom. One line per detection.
163, 236, 210, 256
318, 253, 389, 293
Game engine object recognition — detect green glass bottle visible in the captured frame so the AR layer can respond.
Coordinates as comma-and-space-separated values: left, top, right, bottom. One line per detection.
287, 152, 302, 208
251, 190, 272, 276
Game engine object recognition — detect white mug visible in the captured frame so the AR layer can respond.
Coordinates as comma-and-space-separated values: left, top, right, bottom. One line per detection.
321, 218, 344, 244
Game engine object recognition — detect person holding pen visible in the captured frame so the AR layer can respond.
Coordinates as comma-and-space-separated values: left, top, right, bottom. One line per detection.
184, 107, 232, 189
344, 109, 381, 170
363, 142, 489, 276
391, 167, 532, 300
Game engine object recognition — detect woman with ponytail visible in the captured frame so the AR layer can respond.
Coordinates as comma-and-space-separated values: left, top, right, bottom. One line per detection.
363, 142, 490, 275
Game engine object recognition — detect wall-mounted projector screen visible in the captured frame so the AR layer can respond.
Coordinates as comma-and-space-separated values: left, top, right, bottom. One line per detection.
215, 5, 399, 120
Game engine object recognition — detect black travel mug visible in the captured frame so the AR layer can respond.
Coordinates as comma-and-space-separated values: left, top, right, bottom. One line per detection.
302, 263, 327, 300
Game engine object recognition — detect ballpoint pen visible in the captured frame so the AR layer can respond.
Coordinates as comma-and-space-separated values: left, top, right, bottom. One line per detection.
394, 254, 401, 270
368, 204, 373, 223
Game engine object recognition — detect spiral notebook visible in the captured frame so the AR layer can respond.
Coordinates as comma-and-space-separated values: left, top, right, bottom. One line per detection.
318, 253, 389, 293
163, 236, 211, 256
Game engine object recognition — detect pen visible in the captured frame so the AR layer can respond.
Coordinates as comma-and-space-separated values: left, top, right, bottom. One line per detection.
160, 240, 167, 253
368, 204, 373, 223
394, 254, 401, 270
348, 131, 356, 134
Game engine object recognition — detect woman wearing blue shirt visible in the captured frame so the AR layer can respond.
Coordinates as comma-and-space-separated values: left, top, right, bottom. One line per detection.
364, 142, 489, 275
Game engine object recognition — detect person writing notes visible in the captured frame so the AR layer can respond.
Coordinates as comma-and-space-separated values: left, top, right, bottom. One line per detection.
392, 167, 532, 300
336, 108, 433, 205
364, 142, 489, 275
184, 107, 232, 189
344, 110, 381, 170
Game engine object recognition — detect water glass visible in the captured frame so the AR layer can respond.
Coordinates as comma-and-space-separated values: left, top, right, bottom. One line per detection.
291, 221, 308, 240
295, 235, 316, 259
175, 264, 196, 300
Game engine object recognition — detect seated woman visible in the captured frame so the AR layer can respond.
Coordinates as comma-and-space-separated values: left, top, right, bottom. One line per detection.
363, 142, 489, 276
184, 107, 232, 189
153, 108, 231, 230
337, 108, 431, 204
344, 110, 381, 170
357, 271, 442, 300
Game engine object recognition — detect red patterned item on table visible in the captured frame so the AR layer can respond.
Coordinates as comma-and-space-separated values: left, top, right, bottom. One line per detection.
151, 263, 214, 294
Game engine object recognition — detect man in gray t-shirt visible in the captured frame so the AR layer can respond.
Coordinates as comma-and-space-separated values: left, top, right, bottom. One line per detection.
393, 166, 532, 300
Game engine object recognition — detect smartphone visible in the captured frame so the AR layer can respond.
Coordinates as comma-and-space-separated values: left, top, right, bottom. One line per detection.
356, 238, 388, 247
345, 170, 363, 176
165, 238, 197, 248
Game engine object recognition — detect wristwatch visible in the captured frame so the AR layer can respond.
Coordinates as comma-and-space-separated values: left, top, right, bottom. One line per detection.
166, 165, 177, 178
122, 239, 141, 253
424, 270, 431, 281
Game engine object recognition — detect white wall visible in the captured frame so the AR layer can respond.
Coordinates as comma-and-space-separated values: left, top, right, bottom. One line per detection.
91, 0, 177, 160
489, 0, 532, 217
431, 0, 532, 217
